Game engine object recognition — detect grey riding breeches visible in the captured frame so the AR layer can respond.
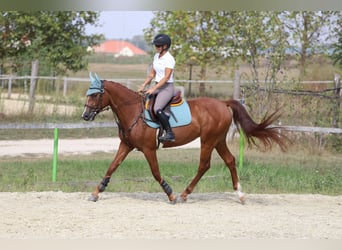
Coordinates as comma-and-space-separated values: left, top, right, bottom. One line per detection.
153, 82, 175, 115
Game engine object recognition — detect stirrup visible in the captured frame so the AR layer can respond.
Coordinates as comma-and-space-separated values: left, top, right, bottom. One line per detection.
159, 131, 175, 142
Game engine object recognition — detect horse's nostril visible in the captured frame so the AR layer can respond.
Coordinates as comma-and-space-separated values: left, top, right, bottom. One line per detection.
82, 113, 89, 121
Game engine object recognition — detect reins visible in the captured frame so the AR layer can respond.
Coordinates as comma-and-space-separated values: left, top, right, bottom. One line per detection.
107, 89, 146, 148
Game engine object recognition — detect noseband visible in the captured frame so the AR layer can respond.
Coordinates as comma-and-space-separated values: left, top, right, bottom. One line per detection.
84, 93, 103, 111
84, 92, 110, 120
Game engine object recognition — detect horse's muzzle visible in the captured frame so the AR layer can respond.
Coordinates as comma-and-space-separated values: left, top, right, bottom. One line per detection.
82, 110, 97, 121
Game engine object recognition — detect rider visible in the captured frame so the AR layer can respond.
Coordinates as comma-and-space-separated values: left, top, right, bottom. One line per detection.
138, 34, 176, 142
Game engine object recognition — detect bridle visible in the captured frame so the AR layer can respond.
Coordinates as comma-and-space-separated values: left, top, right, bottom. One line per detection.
84, 93, 109, 114
83, 89, 110, 121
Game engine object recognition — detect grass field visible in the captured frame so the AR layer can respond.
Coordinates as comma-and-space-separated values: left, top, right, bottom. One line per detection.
1, 145, 341, 195
0, 57, 341, 196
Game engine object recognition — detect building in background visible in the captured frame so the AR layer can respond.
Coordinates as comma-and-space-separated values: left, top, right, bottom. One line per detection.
92, 40, 147, 57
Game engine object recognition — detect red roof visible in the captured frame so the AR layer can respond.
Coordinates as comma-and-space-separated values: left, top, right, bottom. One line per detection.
93, 40, 147, 56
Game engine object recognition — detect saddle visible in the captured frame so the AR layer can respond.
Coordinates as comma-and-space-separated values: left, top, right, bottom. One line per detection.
145, 90, 183, 122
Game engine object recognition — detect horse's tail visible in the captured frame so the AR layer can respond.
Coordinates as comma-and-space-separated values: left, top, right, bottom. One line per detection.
224, 99, 289, 152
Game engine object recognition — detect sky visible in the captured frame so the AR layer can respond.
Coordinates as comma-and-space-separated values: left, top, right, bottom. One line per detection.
85, 11, 154, 39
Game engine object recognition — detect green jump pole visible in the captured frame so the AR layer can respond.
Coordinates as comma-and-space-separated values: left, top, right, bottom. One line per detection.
52, 127, 59, 182
239, 130, 245, 170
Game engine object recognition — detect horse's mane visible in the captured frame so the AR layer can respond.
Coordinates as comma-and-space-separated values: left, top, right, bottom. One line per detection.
104, 80, 140, 97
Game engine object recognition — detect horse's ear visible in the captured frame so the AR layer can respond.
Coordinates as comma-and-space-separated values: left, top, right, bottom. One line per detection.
94, 73, 101, 84
89, 72, 94, 83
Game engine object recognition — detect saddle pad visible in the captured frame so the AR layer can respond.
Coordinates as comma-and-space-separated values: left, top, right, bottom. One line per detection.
144, 100, 192, 128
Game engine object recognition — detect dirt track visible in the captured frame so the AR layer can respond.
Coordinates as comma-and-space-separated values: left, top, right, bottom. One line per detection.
0, 191, 341, 239
1, 138, 341, 239
0, 138, 201, 157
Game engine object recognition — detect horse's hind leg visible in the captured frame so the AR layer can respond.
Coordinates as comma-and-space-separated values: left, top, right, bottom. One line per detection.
215, 140, 245, 203
89, 141, 132, 202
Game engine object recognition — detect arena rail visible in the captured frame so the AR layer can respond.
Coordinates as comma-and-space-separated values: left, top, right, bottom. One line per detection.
0, 122, 118, 129
1, 122, 341, 182
1, 122, 341, 133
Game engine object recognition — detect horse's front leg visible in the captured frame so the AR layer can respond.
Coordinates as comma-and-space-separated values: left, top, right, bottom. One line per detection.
143, 149, 177, 203
88, 141, 132, 202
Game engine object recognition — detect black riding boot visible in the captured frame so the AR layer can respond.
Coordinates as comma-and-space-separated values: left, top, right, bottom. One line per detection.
156, 109, 175, 142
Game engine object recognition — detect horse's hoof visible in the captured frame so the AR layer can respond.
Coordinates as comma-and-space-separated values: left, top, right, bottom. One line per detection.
236, 183, 246, 204
88, 194, 99, 202
178, 195, 187, 203
169, 194, 177, 205
169, 198, 177, 205
239, 194, 246, 205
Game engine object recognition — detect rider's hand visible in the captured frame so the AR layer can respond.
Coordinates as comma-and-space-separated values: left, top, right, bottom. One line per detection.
146, 86, 156, 95
138, 85, 145, 92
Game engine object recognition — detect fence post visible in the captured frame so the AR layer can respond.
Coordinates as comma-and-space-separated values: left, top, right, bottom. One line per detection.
63, 77, 69, 97
28, 60, 39, 113
7, 76, 12, 99
233, 70, 240, 100
332, 73, 341, 128
188, 63, 193, 96
24, 79, 27, 94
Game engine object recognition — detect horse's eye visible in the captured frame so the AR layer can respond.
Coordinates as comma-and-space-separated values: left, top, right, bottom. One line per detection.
90, 94, 98, 100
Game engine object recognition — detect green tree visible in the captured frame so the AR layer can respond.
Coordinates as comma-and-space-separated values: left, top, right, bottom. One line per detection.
227, 11, 288, 87
331, 18, 342, 69
225, 11, 289, 117
144, 11, 288, 96
145, 11, 233, 95
280, 11, 340, 76
331, 36, 342, 69
0, 11, 103, 75
130, 35, 150, 52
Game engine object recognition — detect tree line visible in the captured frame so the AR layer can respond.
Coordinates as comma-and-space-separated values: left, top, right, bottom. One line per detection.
1, 11, 341, 83
144, 11, 342, 86
0, 11, 103, 76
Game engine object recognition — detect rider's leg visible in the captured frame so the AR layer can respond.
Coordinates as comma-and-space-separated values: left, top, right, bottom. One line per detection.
156, 109, 175, 142
153, 83, 175, 142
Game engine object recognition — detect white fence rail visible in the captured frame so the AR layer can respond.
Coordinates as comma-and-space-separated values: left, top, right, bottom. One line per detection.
281, 125, 342, 134
0, 75, 338, 98
0, 75, 145, 98
0, 122, 118, 130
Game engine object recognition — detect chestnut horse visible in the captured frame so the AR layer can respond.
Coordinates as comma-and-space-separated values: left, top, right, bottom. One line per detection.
82, 77, 287, 203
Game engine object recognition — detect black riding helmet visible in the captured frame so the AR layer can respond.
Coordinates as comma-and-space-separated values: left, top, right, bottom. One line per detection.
152, 34, 171, 49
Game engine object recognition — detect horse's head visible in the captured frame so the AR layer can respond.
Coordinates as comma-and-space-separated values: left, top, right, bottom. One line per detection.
82, 73, 109, 121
